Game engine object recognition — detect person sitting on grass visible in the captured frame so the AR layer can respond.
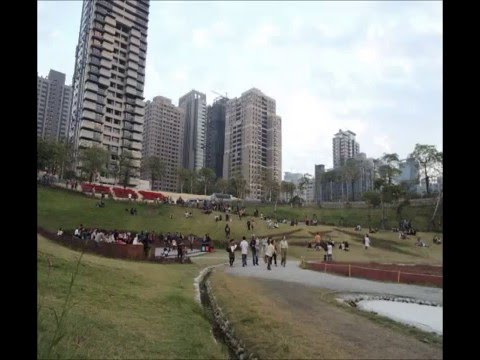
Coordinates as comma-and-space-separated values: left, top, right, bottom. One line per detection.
57, 227, 64, 236
415, 237, 428, 247
433, 235, 442, 244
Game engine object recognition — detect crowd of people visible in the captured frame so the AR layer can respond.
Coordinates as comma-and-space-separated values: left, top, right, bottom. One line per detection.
226, 235, 289, 270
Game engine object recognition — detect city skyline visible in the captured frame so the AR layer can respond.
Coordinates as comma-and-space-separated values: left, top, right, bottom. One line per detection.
38, 0, 442, 175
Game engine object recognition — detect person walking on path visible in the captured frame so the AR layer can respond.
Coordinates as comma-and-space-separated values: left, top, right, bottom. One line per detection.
364, 234, 370, 250
250, 236, 259, 266
271, 238, 278, 267
225, 224, 231, 239
280, 236, 288, 267
265, 239, 275, 270
228, 240, 238, 266
240, 236, 249, 267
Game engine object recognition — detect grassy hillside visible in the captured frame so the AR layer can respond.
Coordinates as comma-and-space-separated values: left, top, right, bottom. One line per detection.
38, 186, 441, 245
37, 235, 227, 359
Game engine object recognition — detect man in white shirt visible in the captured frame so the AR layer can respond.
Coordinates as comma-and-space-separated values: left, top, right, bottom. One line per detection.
327, 242, 333, 261
280, 236, 288, 267
240, 236, 249, 267
265, 239, 275, 270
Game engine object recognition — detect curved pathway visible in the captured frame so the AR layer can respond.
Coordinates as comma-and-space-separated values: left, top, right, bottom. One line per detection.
223, 260, 443, 304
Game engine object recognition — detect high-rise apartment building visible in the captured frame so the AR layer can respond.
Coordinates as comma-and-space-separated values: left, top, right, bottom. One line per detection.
205, 96, 228, 178
37, 70, 72, 142
142, 96, 185, 192
178, 90, 207, 171
333, 129, 360, 168
70, 0, 150, 185
223, 88, 282, 200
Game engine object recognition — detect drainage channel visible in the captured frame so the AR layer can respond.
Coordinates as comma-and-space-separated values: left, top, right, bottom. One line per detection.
199, 270, 253, 360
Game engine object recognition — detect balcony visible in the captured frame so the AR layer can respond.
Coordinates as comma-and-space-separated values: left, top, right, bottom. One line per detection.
105, 16, 116, 27
82, 110, 97, 121
103, 33, 114, 44
99, 68, 110, 77
100, 59, 111, 68
129, 44, 139, 55
127, 61, 138, 71
104, 24, 115, 35
126, 86, 136, 96
99, 76, 109, 86
101, 50, 113, 60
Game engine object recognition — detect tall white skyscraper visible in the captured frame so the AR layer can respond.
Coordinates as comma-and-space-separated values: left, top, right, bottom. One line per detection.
223, 88, 282, 200
37, 70, 72, 142
70, 0, 150, 185
333, 129, 360, 168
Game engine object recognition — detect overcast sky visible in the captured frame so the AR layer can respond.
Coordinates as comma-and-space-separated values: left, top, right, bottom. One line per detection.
38, 0, 442, 176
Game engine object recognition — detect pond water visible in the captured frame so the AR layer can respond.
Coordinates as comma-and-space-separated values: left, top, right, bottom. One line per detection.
357, 300, 443, 335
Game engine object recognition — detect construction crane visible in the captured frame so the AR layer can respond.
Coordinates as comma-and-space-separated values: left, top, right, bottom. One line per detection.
211, 90, 228, 100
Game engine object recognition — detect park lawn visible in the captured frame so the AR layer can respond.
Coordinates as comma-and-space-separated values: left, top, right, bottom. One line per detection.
37, 235, 227, 359
209, 270, 349, 359
38, 186, 303, 245
286, 228, 443, 265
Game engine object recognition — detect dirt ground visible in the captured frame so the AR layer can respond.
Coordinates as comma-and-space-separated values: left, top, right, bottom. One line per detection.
260, 279, 442, 359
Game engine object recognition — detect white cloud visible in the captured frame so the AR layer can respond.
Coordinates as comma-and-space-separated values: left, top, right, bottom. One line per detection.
171, 68, 188, 82
49, 30, 63, 41
144, 61, 162, 101
246, 22, 280, 48
192, 28, 210, 48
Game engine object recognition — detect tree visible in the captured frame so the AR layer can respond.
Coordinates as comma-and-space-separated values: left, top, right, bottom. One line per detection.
37, 138, 73, 179
79, 146, 109, 183
281, 181, 296, 203
343, 159, 360, 201
409, 144, 443, 195
215, 178, 229, 194
379, 153, 401, 185
229, 175, 247, 199
197, 168, 216, 195
362, 191, 381, 208
142, 156, 165, 190
177, 168, 190, 193
117, 150, 134, 187
186, 169, 197, 194
298, 173, 312, 201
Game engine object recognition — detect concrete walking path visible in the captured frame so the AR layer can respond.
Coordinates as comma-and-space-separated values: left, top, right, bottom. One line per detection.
223, 259, 443, 304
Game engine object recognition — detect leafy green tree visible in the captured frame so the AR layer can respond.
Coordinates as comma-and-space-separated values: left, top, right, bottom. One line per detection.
298, 173, 312, 200
228, 175, 247, 199
281, 181, 296, 202
118, 150, 133, 188
142, 156, 165, 190
37, 138, 73, 179
343, 159, 360, 201
379, 153, 401, 185
409, 144, 443, 195
79, 146, 109, 183
186, 169, 197, 194
362, 191, 381, 208
198, 168, 216, 195
177, 168, 190, 193
215, 178, 229, 194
